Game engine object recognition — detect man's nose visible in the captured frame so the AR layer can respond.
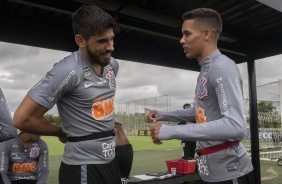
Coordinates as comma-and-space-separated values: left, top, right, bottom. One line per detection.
180, 36, 185, 45
106, 40, 114, 52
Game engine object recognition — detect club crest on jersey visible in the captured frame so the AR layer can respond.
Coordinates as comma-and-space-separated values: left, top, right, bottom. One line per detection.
29, 147, 40, 158
106, 70, 116, 89
83, 66, 91, 77
198, 76, 208, 99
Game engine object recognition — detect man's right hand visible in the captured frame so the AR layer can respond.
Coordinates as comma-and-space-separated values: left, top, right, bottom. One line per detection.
144, 110, 161, 123
58, 135, 68, 143
58, 129, 67, 143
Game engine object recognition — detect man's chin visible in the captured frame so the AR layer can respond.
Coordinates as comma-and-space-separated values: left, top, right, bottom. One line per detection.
101, 59, 110, 67
102, 55, 111, 62
185, 54, 195, 60
186, 55, 192, 59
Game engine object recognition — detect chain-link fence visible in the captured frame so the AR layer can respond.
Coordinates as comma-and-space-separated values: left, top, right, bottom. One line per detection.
244, 79, 282, 160
115, 80, 282, 160
115, 95, 175, 135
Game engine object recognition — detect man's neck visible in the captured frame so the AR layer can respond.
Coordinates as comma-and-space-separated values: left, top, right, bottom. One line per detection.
20, 134, 31, 148
80, 48, 104, 75
197, 45, 218, 62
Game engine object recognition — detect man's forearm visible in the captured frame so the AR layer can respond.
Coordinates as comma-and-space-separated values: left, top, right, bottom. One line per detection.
36, 168, 49, 184
13, 117, 63, 137
157, 109, 196, 122
0, 172, 12, 184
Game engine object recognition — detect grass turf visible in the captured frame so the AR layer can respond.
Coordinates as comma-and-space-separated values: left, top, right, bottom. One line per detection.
41, 136, 282, 184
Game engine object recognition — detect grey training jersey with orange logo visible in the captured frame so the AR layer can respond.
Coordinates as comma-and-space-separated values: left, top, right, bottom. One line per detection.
0, 135, 49, 183
28, 50, 118, 165
157, 50, 253, 182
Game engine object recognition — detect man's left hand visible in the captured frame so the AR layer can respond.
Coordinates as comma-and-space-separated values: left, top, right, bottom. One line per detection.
150, 124, 163, 145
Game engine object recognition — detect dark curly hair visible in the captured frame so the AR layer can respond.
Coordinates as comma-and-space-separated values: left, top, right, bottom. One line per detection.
72, 5, 119, 40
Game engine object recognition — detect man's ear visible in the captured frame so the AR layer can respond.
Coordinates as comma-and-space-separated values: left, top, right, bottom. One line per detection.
204, 29, 212, 41
75, 34, 85, 47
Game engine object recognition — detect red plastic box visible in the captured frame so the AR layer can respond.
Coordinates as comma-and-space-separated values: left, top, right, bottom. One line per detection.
166, 159, 197, 174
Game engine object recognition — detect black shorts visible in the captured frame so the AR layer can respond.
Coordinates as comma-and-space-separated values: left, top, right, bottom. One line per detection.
201, 170, 255, 184
59, 160, 121, 184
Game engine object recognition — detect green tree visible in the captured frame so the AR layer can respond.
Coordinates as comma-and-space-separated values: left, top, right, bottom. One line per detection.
257, 100, 276, 113
44, 114, 54, 124
44, 114, 61, 126
257, 100, 278, 128
53, 115, 61, 126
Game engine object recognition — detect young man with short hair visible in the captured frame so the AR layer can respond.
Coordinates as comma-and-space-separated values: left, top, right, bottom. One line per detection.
145, 8, 254, 183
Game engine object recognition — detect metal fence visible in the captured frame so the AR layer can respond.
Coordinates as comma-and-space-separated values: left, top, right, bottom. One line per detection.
115, 80, 282, 160
115, 95, 174, 135
244, 80, 282, 160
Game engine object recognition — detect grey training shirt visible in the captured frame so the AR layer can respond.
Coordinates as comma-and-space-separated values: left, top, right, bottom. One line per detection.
157, 50, 253, 182
0, 135, 49, 184
0, 88, 17, 142
28, 50, 118, 165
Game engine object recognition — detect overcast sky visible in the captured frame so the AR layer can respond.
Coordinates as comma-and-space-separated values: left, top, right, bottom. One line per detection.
0, 41, 282, 115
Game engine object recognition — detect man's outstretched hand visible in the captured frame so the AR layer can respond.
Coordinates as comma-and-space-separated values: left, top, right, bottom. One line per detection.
144, 110, 161, 123
150, 123, 163, 145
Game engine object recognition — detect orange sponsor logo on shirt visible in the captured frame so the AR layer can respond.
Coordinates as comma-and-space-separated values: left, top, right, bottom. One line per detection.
196, 108, 206, 123
92, 97, 114, 120
13, 162, 36, 173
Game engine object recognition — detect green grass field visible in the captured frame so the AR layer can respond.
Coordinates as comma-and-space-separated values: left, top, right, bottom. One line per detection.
41, 136, 282, 184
